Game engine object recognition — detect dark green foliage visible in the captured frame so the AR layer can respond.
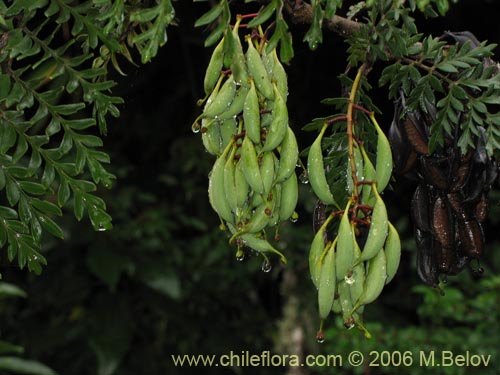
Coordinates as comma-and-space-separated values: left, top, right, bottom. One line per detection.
0, 0, 175, 274
0, 1, 500, 375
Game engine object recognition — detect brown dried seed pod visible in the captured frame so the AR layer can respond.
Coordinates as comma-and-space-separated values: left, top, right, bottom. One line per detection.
432, 196, 454, 249
456, 215, 484, 259
415, 228, 439, 287
450, 151, 472, 192
411, 184, 431, 232
403, 117, 429, 155
421, 157, 449, 190
474, 193, 489, 223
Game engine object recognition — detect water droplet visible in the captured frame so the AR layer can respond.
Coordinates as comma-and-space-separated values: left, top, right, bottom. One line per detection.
33, 255, 38, 261
191, 122, 201, 133
236, 249, 245, 262
290, 211, 299, 223
261, 260, 272, 273
316, 330, 325, 343
299, 171, 309, 184
344, 317, 355, 330
97, 223, 107, 232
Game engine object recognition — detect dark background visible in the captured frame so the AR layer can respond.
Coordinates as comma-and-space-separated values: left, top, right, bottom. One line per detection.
2, 1, 500, 374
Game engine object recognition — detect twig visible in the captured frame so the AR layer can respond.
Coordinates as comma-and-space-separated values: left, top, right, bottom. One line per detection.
284, 0, 362, 37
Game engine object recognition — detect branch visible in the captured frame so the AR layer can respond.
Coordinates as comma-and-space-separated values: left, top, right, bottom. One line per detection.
284, 0, 362, 37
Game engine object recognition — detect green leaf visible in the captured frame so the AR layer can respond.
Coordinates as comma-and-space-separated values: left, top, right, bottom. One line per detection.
247, 0, 277, 27
18, 196, 32, 223
436, 62, 458, 73
57, 179, 71, 206
6, 178, 21, 206
41, 164, 55, 187
88, 206, 113, 232
0, 357, 57, 375
19, 181, 46, 195
0, 341, 24, 355
0, 122, 17, 154
0, 74, 11, 98
0, 206, 18, 219
279, 22, 294, 64
0, 282, 27, 298
31, 199, 62, 216
303, 4, 323, 50
74, 192, 85, 220
194, 2, 223, 27
38, 214, 64, 239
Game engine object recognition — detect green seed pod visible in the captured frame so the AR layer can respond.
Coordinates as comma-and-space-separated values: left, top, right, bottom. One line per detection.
360, 187, 388, 262
246, 37, 274, 100
348, 240, 365, 313
220, 118, 237, 151
227, 223, 287, 263
260, 151, 275, 196
276, 126, 298, 182
235, 160, 249, 209
243, 199, 273, 234
261, 44, 275, 77
261, 84, 287, 152
360, 145, 376, 206
384, 222, 401, 284
338, 280, 354, 325
208, 151, 235, 224
310, 236, 327, 289
347, 145, 364, 195
336, 201, 354, 281
260, 99, 274, 128
269, 184, 282, 226
243, 79, 261, 144
373, 115, 393, 193
272, 48, 288, 102
230, 21, 249, 86
279, 172, 298, 221
249, 190, 263, 208
223, 148, 238, 212
307, 124, 337, 206
203, 75, 237, 118
240, 136, 265, 194
318, 242, 337, 320
354, 249, 387, 309
332, 292, 342, 314
201, 119, 221, 155
218, 84, 249, 121
204, 38, 224, 95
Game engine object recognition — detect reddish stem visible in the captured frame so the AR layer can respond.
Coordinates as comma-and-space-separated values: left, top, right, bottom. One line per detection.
326, 115, 347, 125
352, 217, 370, 226
352, 103, 372, 115
238, 13, 260, 20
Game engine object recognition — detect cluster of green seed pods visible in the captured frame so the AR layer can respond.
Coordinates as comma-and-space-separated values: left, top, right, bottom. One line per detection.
308, 114, 402, 339
195, 19, 299, 266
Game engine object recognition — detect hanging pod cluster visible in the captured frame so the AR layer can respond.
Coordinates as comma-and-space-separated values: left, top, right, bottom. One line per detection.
195, 19, 299, 265
390, 92, 498, 286
390, 31, 500, 287
308, 115, 401, 338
